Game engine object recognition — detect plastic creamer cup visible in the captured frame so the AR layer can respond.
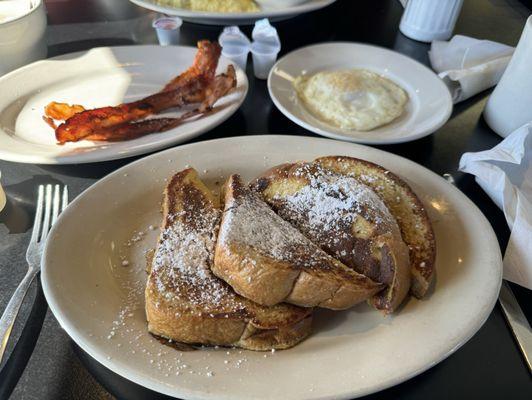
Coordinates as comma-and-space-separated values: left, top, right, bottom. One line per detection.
152, 17, 183, 46
219, 26, 250, 71
251, 19, 281, 80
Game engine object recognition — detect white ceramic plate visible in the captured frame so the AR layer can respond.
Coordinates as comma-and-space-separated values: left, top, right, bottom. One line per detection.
42, 135, 502, 400
0, 45, 248, 164
129, 0, 337, 25
268, 43, 453, 145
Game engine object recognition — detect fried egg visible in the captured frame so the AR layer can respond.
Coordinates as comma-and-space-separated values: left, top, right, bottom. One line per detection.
294, 69, 408, 131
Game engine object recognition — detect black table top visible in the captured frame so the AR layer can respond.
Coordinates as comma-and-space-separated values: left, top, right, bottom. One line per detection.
0, 0, 531, 399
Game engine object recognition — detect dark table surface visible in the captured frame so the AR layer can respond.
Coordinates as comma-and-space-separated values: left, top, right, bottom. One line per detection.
0, 0, 531, 399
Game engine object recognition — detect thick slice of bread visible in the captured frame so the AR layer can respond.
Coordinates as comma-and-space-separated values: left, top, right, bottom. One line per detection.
145, 168, 312, 351
252, 163, 411, 313
314, 156, 436, 298
213, 174, 383, 310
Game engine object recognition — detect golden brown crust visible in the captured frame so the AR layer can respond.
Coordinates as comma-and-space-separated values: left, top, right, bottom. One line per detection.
251, 162, 412, 313
146, 295, 312, 350
145, 168, 312, 351
313, 156, 436, 298
213, 174, 383, 310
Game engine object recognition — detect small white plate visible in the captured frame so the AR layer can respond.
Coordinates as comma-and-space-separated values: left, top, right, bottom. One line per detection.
42, 135, 502, 400
129, 0, 337, 25
0, 45, 248, 164
268, 43, 453, 145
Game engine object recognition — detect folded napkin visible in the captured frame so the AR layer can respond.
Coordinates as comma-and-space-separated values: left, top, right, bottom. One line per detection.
459, 122, 532, 289
429, 35, 514, 103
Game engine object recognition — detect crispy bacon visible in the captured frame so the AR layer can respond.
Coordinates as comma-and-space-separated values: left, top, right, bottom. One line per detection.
84, 66, 237, 143
84, 116, 196, 142
54, 77, 209, 144
161, 40, 221, 93
43, 116, 57, 130
43, 41, 234, 144
199, 65, 238, 111
44, 102, 86, 121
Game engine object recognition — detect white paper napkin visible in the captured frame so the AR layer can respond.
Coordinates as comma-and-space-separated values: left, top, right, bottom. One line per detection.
459, 122, 532, 289
429, 35, 514, 103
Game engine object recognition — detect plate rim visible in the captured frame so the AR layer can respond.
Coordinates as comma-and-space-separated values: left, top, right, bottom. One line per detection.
41, 134, 502, 400
267, 41, 453, 145
128, 0, 337, 20
0, 45, 249, 165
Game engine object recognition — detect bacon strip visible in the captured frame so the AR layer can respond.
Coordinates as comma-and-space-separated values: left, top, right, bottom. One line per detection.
43, 40, 232, 144
84, 116, 198, 142
161, 40, 221, 93
83, 66, 237, 142
54, 77, 209, 144
45, 102, 86, 121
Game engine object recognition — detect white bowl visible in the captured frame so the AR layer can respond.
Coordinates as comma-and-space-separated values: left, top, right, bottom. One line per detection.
0, 0, 47, 75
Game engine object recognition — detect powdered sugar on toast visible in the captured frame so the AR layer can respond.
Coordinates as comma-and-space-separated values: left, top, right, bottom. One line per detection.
283, 164, 398, 239
218, 177, 342, 270
257, 163, 407, 285
151, 207, 243, 310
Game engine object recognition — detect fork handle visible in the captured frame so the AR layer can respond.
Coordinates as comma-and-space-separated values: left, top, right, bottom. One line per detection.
0, 268, 39, 364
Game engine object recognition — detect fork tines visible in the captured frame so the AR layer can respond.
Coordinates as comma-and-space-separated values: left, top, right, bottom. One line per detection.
32, 184, 69, 243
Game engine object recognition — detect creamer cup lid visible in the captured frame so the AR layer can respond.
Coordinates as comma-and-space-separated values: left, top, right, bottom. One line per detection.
252, 18, 281, 50
152, 17, 183, 30
219, 26, 251, 48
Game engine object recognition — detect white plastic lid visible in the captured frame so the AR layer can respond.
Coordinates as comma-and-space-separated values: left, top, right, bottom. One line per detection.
252, 18, 281, 52
218, 26, 251, 49
152, 17, 183, 31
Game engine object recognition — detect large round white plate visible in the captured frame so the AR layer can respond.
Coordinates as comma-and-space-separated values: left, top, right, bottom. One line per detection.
42, 135, 502, 400
129, 0, 337, 25
268, 43, 453, 145
0, 45, 248, 164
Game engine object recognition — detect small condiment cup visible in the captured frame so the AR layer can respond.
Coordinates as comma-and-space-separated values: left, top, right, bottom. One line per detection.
221, 45, 249, 71
152, 17, 183, 46
251, 41, 280, 80
219, 26, 250, 70
251, 18, 281, 80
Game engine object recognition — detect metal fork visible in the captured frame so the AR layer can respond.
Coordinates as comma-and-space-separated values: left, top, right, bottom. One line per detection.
0, 184, 68, 364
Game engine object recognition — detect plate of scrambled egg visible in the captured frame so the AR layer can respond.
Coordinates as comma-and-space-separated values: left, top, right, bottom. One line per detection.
129, 0, 337, 25
268, 42, 453, 145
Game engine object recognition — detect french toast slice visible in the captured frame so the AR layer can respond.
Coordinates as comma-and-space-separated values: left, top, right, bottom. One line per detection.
313, 156, 436, 298
213, 174, 383, 310
145, 168, 312, 351
252, 163, 411, 313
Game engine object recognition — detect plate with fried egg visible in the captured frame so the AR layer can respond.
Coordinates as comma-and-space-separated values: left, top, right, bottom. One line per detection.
268, 42, 453, 145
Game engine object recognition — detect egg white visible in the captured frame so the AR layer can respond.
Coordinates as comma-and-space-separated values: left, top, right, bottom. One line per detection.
294, 69, 409, 131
